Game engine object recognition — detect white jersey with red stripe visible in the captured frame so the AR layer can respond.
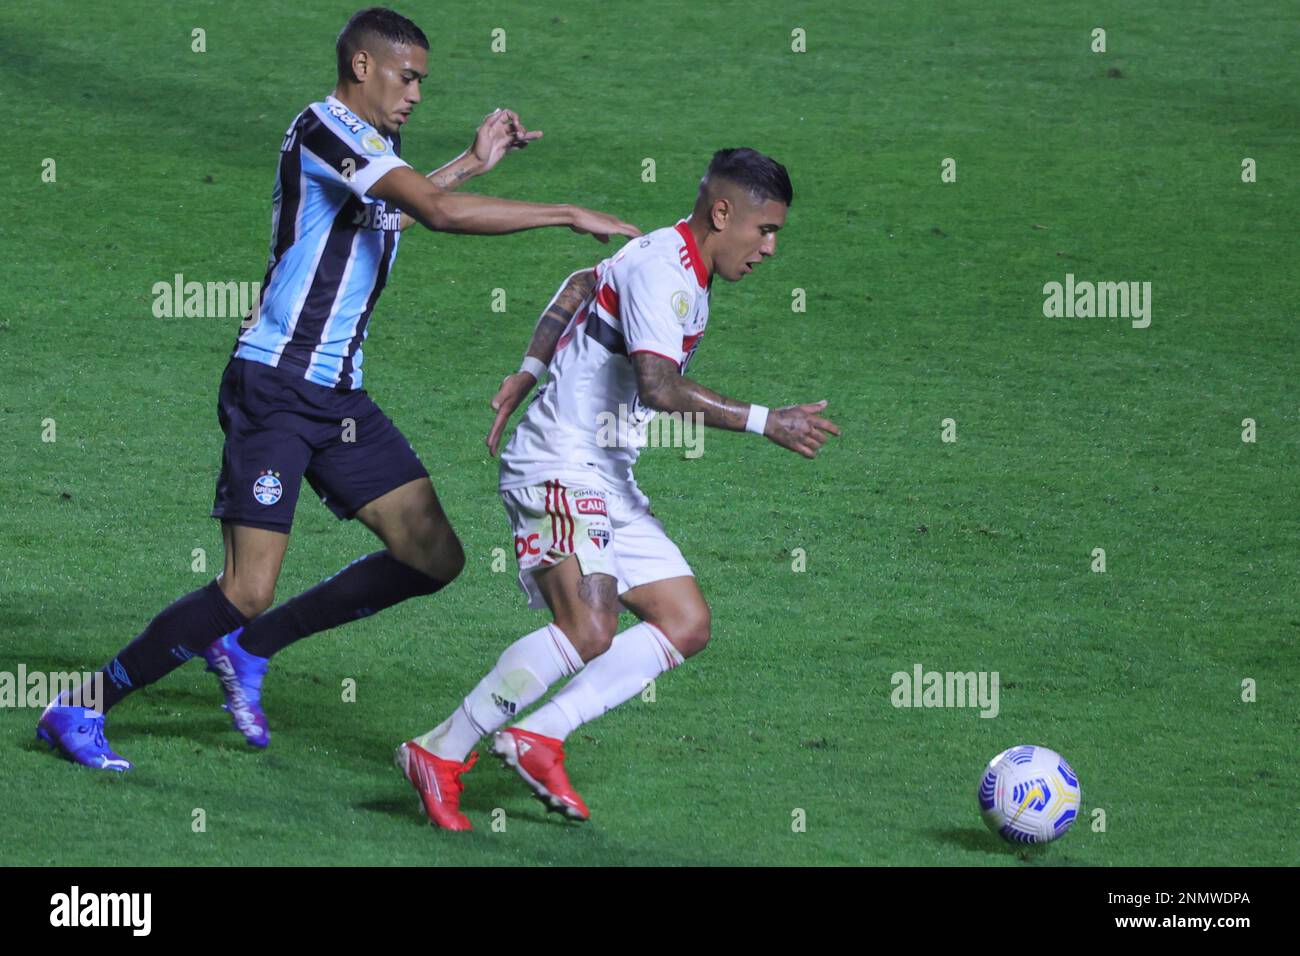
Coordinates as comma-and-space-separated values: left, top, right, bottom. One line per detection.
499, 220, 711, 496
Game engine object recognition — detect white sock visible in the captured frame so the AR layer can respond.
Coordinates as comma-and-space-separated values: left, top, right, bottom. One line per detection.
517, 622, 684, 741
418, 623, 583, 761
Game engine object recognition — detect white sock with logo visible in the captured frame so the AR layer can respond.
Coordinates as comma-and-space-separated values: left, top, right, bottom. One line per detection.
516, 622, 684, 741
418, 623, 583, 761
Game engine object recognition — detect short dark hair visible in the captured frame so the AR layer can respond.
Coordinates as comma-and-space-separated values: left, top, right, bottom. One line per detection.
337, 7, 429, 83
700, 148, 793, 207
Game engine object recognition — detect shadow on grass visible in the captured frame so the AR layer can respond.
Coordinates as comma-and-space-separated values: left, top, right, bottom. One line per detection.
928, 827, 1079, 865
929, 826, 1021, 855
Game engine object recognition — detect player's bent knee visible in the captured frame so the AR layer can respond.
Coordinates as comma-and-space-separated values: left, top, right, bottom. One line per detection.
441, 534, 467, 580
423, 532, 465, 582
656, 604, 712, 659
559, 615, 617, 662
393, 528, 464, 583
221, 579, 276, 620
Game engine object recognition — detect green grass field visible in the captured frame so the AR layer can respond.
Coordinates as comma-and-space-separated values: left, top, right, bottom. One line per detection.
1, 0, 1296, 866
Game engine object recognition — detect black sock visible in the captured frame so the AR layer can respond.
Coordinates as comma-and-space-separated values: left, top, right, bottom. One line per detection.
92, 580, 249, 713
237, 551, 447, 659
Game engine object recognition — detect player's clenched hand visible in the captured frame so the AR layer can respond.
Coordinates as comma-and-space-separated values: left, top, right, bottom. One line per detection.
486, 371, 537, 457
568, 207, 642, 243
764, 400, 840, 459
472, 108, 543, 174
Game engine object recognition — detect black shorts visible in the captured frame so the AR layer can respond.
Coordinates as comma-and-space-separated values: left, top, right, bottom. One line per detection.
211, 358, 428, 534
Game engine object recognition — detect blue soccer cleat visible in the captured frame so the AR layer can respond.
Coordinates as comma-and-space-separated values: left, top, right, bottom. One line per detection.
36, 705, 133, 772
203, 629, 271, 748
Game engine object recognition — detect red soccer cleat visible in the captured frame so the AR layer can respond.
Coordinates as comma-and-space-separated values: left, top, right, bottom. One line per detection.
394, 740, 478, 831
491, 727, 590, 821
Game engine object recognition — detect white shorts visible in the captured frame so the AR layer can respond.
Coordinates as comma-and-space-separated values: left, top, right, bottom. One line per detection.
500, 480, 694, 610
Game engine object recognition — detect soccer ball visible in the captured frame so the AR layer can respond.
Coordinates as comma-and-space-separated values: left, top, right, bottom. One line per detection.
978, 745, 1081, 844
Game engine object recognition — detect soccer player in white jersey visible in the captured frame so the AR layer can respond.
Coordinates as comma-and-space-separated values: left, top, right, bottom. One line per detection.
395, 148, 839, 829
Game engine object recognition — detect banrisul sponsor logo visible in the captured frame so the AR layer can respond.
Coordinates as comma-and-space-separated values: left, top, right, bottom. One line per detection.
352, 200, 401, 231
49, 886, 151, 936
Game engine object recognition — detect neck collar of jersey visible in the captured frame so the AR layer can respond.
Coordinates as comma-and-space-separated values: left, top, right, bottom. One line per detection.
674, 220, 711, 290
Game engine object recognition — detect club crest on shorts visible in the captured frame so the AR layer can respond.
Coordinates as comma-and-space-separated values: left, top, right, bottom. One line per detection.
588, 527, 611, 550
253, 470, 283, 506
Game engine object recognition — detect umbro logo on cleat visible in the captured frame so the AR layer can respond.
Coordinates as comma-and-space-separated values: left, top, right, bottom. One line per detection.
517, 739, 532, 755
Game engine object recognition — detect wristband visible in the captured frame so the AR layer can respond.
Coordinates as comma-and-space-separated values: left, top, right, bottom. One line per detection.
745, 403, 769, 436
519, 356, 547, 380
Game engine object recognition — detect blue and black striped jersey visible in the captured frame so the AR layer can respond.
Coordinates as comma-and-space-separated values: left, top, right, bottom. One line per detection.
235, 95, 411, 390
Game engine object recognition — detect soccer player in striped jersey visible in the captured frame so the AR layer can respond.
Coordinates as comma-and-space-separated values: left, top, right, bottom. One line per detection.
37, 7, 640, 771
395, 148, 839, 829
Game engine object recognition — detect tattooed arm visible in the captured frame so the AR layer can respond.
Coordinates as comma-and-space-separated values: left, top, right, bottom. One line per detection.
484, 269, 598, 455
633, 352, 749, 429
399, 108, 543, 231
396, 153, 482, 231
632, 352, 841, 459
522, 268, 597, 366
427, 152, 482, 190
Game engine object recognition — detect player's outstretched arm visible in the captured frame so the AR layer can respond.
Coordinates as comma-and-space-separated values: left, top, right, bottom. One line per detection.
372, 166, 640, 240
486, 268, 597, 456
632, 352, 840, 459
398, 109, 542, 230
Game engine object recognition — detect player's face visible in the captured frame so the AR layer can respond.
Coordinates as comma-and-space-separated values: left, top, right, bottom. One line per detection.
716, 197, 787, 283
363, 42, 428, 134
